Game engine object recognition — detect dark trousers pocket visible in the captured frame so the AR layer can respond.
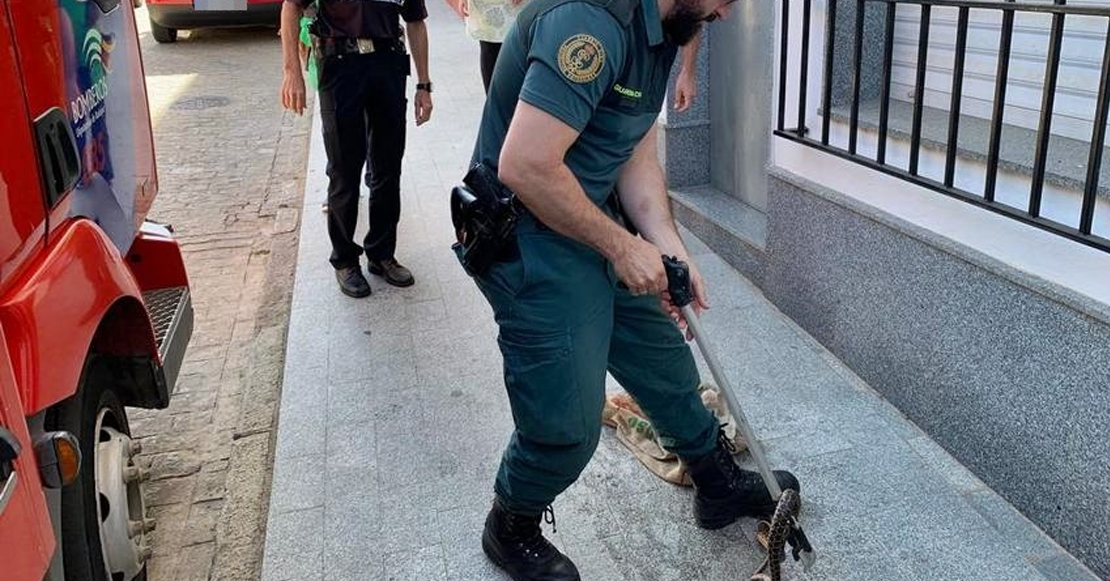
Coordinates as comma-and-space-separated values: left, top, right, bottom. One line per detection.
499, 329, 587, 447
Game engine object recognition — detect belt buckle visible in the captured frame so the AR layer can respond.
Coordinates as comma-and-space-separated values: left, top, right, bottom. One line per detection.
356, 38, 375, 54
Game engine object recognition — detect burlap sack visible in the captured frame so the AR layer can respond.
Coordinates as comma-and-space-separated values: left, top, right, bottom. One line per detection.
601, 384, 746, 486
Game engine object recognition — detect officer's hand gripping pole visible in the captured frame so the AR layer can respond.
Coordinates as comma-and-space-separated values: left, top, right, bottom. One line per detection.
662, 256, 816, 581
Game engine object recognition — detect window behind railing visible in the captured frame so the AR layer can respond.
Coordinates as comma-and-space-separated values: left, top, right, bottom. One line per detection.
775, 0, 1110, 252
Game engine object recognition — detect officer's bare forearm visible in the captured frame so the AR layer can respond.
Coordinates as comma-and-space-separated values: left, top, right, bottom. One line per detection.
280, 2, 304, 75
616, 126, 688, 258
502, 158, 632, 260
406, 21, 430, 83
500, 101, 638, 261
679, 31, 700, 76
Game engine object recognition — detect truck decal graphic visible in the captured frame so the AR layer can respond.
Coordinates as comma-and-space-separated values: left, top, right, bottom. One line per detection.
61, 0, 142, 253
82, 29, 111, 75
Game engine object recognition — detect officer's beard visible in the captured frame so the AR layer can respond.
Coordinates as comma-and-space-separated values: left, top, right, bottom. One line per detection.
663, 0, 707, 46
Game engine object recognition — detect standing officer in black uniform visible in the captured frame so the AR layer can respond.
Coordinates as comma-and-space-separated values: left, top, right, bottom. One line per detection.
280, 0, 433, 297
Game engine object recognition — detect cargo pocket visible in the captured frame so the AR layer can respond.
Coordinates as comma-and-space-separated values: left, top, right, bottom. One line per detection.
498, 328, 586, 446
469, 246, 527, 324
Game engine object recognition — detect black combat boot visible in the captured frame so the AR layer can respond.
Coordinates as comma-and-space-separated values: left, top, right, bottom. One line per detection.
687, 430, 801, 530
481, 498, 580, 581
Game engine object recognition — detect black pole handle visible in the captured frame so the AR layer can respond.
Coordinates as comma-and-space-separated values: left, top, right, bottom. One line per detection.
662, 256, 694, 308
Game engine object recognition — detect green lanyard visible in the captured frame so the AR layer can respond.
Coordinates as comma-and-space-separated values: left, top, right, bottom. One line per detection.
299, 7, 318, 89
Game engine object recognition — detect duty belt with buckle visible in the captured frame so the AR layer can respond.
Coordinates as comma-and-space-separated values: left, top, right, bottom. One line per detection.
313, 36, 405, 57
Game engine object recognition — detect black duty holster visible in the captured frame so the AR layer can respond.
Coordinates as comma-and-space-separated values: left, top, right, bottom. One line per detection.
451, 164, 520, 276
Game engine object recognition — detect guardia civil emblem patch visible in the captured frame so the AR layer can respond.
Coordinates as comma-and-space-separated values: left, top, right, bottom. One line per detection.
558, 34, 606, 84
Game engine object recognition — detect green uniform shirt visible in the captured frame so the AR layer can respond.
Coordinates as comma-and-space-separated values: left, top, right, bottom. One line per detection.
472, 0, 678, 206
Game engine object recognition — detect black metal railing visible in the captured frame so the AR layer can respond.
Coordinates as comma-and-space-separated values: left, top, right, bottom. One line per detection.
775, 0, 1110, 253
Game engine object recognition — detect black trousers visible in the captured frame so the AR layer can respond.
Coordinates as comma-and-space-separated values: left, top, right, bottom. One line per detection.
318, 51, 408, 269
479, 40, 501, 94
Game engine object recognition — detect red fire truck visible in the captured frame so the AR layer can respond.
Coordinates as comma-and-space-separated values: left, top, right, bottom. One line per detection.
1, 0, 192, 579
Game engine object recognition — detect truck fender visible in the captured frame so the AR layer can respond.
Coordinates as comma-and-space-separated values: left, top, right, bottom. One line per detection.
0, 220, 163, 416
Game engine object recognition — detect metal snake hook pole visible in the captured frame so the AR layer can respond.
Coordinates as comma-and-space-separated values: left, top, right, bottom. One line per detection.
680, 303, 783, 499
660, 256, 780, 497
662, 255, 816, 574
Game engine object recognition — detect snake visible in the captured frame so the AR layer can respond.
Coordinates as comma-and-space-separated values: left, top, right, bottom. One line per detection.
751, 488, 803, 581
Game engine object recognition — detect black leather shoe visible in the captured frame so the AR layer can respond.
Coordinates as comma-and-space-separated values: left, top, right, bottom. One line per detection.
687, 431, 800, 529
368, 258, 415, 287
481, 499, 580, 581
335, 266, 371, 298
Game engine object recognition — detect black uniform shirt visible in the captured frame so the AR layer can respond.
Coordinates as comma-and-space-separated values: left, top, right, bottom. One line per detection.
294, 0, 427, 39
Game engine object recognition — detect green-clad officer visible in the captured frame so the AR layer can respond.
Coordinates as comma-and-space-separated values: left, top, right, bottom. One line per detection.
466, 0, 801, 578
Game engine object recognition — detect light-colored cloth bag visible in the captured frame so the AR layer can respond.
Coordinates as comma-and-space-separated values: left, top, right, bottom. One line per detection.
602, 384, 746, 486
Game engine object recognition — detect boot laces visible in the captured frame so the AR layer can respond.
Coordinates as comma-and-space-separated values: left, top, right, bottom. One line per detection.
715, 426, 752, 489
718, 424, 738, 454
543, 505, 558, 534
506, 506, 557, 559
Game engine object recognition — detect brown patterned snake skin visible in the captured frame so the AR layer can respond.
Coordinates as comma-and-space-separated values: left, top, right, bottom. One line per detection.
751, 489, 803, 581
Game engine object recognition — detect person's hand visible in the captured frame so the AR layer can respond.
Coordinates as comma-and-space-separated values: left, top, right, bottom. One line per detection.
415, 89, 433, 126
659, 257, 710, 339
612, 237, 668, 297
282, 69, 307, 115
674, 68, 696, 113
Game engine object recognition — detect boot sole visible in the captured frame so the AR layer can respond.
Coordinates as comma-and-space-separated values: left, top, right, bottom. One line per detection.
694, 496, 778, 530
337, 284, 371, 298
367, 265, 415, 287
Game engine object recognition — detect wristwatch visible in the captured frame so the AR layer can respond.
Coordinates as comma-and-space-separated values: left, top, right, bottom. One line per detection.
416, 82, 433, 93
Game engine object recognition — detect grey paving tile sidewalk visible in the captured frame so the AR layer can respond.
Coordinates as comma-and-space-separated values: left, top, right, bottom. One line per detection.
261, 4, 1102, 580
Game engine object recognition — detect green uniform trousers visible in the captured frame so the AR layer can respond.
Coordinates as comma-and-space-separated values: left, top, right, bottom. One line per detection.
469, 219, 720, 515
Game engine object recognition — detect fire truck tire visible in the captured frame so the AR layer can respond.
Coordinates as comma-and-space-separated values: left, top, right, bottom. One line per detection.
48, 363, 149, 581
150, 19, 177, 43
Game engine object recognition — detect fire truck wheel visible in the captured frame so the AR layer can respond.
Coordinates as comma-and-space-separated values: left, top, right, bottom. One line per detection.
49, 364, 150, 581
150, 19, 177, 43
